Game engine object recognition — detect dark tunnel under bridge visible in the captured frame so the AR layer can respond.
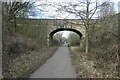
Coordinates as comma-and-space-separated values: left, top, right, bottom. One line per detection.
49, 28, 83, 46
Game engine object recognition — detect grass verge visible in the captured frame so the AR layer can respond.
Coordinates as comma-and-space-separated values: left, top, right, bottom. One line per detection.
3, 46, 58, 78
69, 46, 118, 78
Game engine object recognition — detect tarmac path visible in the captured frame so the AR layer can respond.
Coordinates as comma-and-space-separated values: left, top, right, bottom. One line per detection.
30, 45, 77, 78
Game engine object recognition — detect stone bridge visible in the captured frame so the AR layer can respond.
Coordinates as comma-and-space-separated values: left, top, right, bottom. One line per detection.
14, 13, 120, 46
16, 18, 86, 45
47, 19, 85, 36
46, 19, 86, 45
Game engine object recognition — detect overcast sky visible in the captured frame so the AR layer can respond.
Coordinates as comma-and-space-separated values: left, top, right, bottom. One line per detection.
27, 0, 120, 38
28, 0, 120, 19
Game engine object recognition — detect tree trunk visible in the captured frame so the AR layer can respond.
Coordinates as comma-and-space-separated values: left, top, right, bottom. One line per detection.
85, 0, 89, 54
85, 30, 89, 53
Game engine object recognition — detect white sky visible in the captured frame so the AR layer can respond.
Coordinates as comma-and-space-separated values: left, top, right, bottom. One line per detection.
2, 0, 119, 37
54, 31, 71, 38
29, 0, 119, 37
29, 0, 120, 19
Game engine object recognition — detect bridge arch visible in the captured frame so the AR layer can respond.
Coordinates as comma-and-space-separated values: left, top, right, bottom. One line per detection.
49, 28, 83, 45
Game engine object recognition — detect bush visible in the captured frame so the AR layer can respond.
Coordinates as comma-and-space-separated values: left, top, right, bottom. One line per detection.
3, 42, 27, 60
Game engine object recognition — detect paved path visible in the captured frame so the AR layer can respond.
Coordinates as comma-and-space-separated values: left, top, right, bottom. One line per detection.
0, 21, 2, 79
30, 45, 77, 78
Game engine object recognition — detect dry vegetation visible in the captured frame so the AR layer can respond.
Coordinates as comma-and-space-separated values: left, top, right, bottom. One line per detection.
2, 26, 58, 78
3, 45, 57, 78
2, 1, 119, 78
2, 8, 59, 78
69, 14, 119, 78
69, 46, 118, 78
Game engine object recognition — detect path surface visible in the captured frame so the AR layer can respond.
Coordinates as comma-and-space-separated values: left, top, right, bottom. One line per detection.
0, 21, 2, 79
30, 45, 77, 78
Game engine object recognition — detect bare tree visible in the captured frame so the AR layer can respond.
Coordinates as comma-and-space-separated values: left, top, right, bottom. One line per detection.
2, 2, 32, 20
99, 1, 115, 18
53, 32, 63, 44
51, 0, 101, 53
119, 1, 120, 13
68, 32, 80, 46
2, 1, 35, 32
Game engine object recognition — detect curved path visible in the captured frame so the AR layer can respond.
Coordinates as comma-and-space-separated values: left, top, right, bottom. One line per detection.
30, 45, 77, 78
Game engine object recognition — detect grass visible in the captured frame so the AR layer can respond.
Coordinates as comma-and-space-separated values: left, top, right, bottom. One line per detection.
69, 46, 118, 78
3, 20, 54, 78
3, 47, 58, 78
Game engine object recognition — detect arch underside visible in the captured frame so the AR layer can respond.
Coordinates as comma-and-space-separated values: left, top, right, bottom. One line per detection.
49, 28, 83, 45
50, 28, 82, 38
